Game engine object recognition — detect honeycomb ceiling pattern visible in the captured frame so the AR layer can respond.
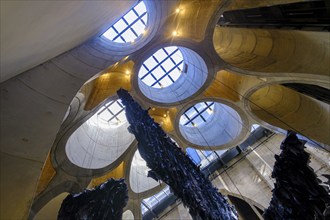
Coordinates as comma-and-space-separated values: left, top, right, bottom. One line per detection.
7, 1, 328, 219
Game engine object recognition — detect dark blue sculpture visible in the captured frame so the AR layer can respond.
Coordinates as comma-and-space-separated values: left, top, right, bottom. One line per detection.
117, 88, 237, 220
57, 178, 128, 220
264, 131, 330, 220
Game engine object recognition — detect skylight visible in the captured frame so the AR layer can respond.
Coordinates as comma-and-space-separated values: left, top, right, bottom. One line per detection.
102, 1, 147, 43
138, 46, 184, 88
97, 99, 126, 126
180, 102, 214, 127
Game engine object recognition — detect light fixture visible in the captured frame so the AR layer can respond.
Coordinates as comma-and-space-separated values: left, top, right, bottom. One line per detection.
176, 8, 181, 13
125, 70, 130, 75
164, 114, 167, 117
172, 31, 178, 36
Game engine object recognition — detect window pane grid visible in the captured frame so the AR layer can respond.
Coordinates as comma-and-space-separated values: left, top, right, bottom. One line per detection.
139, 47, 184, 88
140, 48, 180, 79
97, 100, 126, 124
102, 1, 147, 43
181, 102, 214, 126
112, 12, 147, 42
150, 60, 183, 87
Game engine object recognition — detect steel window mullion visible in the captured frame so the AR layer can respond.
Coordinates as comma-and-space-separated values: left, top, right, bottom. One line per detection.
97, 106, 108, 116
120, 36, 126, 43
152, 55, 159, 63
107, 108, 125, 122
193, 106, 207, 123
143, 64, 158, 83
150, 60, 183, 87
132, 8, 140, 17
130, 27, 139, 37
106, 108, 116, 118
112, 26, 120, 34
184, 103, 213, 126
97, 101, 114, 115
184, 113, 190, 120
112, 11, 147, 41
140, 49, 179, 79
122, 17, 130, 26
163, 48, 178, 66
117, 101, 125, 109
140, 14, 147, 26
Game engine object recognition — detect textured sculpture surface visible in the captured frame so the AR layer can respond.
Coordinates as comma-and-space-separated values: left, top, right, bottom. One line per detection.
117, 88, 237, 220
57, 178, 128, 220
264, 131, 330, 220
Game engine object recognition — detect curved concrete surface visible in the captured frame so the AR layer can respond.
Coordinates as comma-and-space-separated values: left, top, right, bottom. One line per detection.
248, 84, 330, 145
2, 1, 329, 219
179, 101, 243, 148
129, 150, 160, 194
214, 26, 330, 76
137, 47, 208, 104
0, 1, 136, 82
34, 193, 68, 220
66, 107, 134, 169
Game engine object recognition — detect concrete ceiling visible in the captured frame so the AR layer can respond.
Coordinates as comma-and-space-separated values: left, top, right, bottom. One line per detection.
0, 0, 136, 82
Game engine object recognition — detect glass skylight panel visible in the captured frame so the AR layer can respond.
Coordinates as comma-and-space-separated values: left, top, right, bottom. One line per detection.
153, 49, 167, 61
102, 1, 147, 43
132, 20, 145, 33
97, 99, 126, 125
142, 14, 148, 24
134, 2, 146, 14
139, 46, 184, 88
113, 19, 126, 33
124, 10, 138, 23
121, 29, 135, 42
180, 102, 214, 127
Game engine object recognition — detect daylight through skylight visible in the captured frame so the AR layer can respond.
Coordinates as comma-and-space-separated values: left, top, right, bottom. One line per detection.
97, 99, 126, 125
138, 46, 184, 88
180, 102, 214, 127
102, 1, 147, 43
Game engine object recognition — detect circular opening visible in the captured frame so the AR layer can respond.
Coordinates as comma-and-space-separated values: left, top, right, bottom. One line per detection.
179, 101, 243, 148
180, 101, 214, 127
138, 46, 183, 88
65, 99, 134, 169
129, 150, 159, 193
137, 46, 208, 104
102, 1, 148, 44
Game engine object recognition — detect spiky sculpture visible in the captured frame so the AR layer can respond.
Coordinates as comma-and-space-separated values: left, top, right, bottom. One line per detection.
58, 179, 128, 220
264, 131, 330, 220
117, 88, 237, 220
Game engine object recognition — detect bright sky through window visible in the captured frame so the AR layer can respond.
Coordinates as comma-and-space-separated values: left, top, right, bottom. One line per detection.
97, 99, 126, 126
180, 102, 214, 127
139, 46, 184, 88
102, 1, 147, 43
